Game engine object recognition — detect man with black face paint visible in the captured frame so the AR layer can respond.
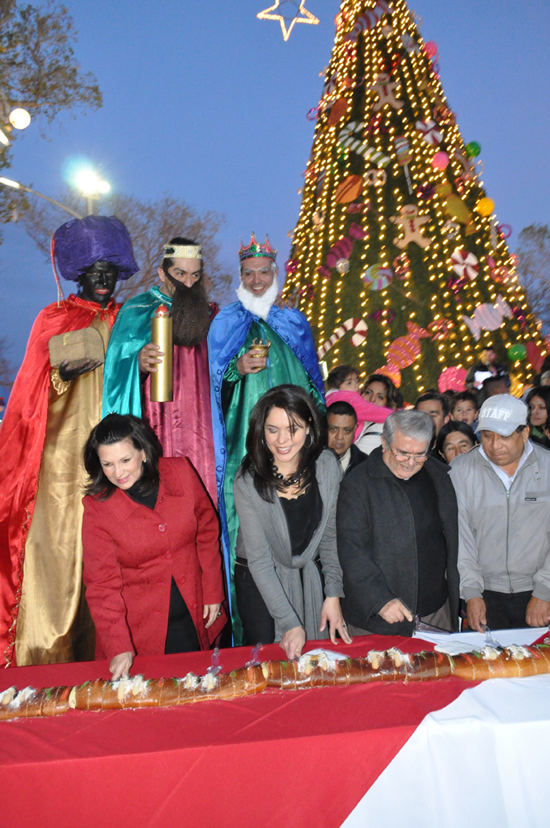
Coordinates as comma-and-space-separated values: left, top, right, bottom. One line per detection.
0, 215, 138, 666
102, 238, 218, 503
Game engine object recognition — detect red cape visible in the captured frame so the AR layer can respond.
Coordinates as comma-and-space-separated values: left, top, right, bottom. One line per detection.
0, 295, 119, 666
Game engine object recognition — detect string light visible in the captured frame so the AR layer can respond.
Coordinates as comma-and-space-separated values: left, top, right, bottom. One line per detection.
283, 0, 543, 399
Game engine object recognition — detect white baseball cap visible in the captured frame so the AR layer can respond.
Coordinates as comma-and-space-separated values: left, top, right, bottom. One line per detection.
478, 395, 528, 437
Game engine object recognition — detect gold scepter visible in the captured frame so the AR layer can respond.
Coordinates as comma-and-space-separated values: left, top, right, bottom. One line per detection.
150, 304, 173, 402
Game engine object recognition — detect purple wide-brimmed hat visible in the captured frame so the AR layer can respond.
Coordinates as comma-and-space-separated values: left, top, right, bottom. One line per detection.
52, 215, 139, 281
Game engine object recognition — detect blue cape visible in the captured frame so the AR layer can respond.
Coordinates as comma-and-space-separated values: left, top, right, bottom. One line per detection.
207, 301, 324, 593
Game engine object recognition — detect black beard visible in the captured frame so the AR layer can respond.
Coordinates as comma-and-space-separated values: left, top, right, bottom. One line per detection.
166, 274, 211, 346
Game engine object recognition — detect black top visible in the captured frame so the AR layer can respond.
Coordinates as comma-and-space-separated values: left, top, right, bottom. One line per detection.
279, 476, 322, 556
395, 467, 448, 616
125, 481, 158, 510
125, 480, 199, 652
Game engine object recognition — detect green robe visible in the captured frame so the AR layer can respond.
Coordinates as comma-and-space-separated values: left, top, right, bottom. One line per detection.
222, 320, 323, 643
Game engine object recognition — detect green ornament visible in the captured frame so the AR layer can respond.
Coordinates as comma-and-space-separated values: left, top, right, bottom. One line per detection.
465, 141, 481, 158
507, 344, 527, 362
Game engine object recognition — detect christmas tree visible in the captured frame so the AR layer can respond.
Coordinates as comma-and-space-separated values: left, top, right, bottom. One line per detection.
284, 0, 546, 400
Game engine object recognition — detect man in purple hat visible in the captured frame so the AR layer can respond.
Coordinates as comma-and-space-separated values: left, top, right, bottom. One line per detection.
0, 215, 138, 667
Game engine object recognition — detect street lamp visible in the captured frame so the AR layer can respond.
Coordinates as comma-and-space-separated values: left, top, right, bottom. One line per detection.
0, 104, 32, 146
0, 177, 83, 219
73, 168, 110, 216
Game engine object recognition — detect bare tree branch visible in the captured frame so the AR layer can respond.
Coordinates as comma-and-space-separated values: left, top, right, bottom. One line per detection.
517, 223, 550, 336
19, 187, 233, 305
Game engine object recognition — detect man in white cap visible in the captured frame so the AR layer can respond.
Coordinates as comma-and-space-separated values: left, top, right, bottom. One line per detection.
450, 395, 550, 632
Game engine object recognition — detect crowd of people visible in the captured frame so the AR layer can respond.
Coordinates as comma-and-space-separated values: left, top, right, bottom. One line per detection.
0, 214, 549, 678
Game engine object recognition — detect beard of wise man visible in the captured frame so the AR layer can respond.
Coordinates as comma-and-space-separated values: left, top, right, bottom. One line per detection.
164, 270, 212, 347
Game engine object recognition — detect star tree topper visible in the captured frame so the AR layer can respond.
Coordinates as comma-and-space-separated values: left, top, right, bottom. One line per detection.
257, 0, 319, 41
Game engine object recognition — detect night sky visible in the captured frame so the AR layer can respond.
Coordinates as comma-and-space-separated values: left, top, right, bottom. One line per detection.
1, 0, 549, 396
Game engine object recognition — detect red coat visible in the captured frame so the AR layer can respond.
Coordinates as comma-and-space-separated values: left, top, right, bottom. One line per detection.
82, 457, 226, 660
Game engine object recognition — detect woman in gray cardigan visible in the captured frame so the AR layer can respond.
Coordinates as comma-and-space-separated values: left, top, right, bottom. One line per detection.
233, 385, 352, 660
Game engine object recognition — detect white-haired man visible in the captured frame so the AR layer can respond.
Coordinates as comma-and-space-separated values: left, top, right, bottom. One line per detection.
337, 410, 460, 636
208, 234, 324, 641
450, 395, 550, 632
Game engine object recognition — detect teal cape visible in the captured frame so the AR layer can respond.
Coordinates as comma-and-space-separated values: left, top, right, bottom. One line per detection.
102, 286, 169, 418
208, 301, 324, 643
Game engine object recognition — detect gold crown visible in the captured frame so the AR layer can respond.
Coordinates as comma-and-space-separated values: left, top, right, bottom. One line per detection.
164, 243, 202, 259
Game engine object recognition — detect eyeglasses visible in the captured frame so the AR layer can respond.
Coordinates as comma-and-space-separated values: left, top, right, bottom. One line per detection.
389, 444, 429, 462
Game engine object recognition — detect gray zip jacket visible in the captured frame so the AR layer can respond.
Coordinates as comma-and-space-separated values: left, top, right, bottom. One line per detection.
449, 443, 550, 602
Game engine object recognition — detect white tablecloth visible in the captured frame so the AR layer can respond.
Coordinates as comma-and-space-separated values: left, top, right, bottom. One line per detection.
343, 630, 550, 828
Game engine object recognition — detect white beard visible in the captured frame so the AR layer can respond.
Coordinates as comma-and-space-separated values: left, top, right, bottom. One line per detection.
236, 277, 279, 320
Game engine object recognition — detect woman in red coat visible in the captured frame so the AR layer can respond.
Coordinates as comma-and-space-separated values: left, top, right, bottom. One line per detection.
82, 414, 226, 679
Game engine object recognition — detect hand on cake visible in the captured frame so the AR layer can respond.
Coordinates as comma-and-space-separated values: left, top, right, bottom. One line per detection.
110, 651, 134, 681
319, 596, 353, 644
280, 626, 306, 660
466, 597, 487, 633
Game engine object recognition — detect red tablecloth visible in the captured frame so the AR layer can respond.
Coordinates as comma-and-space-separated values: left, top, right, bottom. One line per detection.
0, 636, 475, 828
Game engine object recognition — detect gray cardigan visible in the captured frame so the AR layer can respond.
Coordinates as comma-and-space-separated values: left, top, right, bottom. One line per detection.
233, 449, 344, 641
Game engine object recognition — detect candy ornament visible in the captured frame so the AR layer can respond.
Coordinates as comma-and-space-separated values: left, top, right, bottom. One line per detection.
375, 322, 431, 387
326, 237, 353, 268
442, 220, 460, 239
345, 1, 392, 41
394, 136, 413, 193
438, 366, 467, 393
424, 41, 438, 58
317, 318, 368, 358
415, 118, 443, 145
362, 263, 393, 290
335, 175, 363, 203
348, 222, 368, 240
393, 252, 411, 280
450, 249, 479, 280
338, 121, 391, 166
365, 169, 387, 187
436, 183, 476, 235
336, 258, 350, 274
327, 98, 350, 126
462, 295, 513, 340
476, 197, 495, 217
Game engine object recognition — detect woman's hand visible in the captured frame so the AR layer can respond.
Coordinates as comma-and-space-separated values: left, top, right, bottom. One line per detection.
320, 596, 353, 645
110, 651, 134, 680
203, 603, 222, 629
280, 626, 306, 660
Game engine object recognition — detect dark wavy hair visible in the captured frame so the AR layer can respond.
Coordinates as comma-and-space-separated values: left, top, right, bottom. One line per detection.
435, 420, 478, 463
362, 373, 403, 410
239, 385, 324, 502
84, 414, 161, 500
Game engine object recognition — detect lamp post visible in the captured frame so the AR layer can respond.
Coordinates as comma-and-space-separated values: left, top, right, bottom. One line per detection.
0, 177, 83, 219
73, 169, 110, 216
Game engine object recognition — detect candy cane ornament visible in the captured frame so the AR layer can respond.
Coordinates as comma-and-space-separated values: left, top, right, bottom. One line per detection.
317, 318, 368, 359
338, 121, 391, 167
345, 0, 392, 41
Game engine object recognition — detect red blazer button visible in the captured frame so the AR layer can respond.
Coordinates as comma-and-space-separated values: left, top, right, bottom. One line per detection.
158, 524, 166, 532
165, 551, 173, 560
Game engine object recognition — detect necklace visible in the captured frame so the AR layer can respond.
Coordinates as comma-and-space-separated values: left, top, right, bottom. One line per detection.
271, 462, 303, 488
